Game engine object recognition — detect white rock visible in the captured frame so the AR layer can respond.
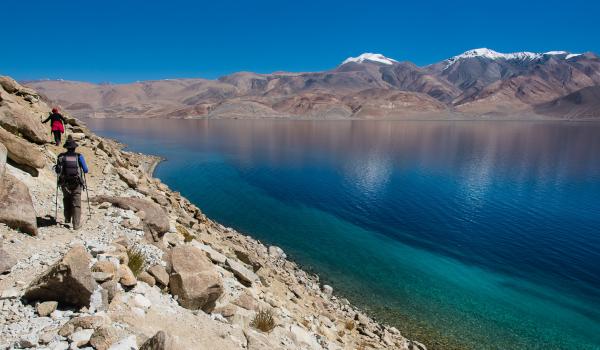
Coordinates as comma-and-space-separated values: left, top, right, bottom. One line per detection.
192, 242, 227, 264
0, 287, 20, 299
133, 294, 151, 309
39, 332, 56, 344
17, 334, 39, 348
211, 313, 229, 323
132, 306, 145, 317
49, 341, 69, 350
322, 285, 333, 297
108, 335, 137, 350
50, 310, 64, 320
289, 325, 321, 349
69, 329, 94, 347
268, 246, 286, 260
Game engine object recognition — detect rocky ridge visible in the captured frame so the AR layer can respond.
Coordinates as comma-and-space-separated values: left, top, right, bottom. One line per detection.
0, 76, 426, 349
25, 49, 600, 120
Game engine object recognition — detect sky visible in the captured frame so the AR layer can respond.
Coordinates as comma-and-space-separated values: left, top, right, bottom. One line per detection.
2, 0, 599, 83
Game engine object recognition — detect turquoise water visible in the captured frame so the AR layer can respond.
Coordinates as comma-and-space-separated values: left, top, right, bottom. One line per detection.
86, 119, 600, 350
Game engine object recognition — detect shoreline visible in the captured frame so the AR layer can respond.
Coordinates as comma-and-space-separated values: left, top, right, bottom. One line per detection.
79, 114, 600, 123
145, 155, 163, 177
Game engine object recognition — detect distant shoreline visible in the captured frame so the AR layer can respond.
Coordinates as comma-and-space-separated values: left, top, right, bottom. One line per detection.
81, 114, 600, 122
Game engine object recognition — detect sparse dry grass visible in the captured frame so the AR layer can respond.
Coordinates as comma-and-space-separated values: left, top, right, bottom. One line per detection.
126, 247, 146, 277
177, 225, 195, 243
251, 309, 276, 332
345, 319, 356, 331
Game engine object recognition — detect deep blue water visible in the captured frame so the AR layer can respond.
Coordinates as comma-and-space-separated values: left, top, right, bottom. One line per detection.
86, 119, 600, 350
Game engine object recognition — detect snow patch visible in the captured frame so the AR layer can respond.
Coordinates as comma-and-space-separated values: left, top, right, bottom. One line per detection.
342, 53, 398, 65
544, 51, 569, 55
444, 48, 582, 69
450, 48, 540, 62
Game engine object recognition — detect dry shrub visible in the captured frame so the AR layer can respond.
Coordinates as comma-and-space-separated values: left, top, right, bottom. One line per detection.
345, 319, 356, 331
251, 309, 276, 332
126, 247, 146, 277
177, 225, 195, 243
300, 318, 312, 329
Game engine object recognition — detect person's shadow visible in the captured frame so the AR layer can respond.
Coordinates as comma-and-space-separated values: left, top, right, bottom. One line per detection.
36, 215, 70, 228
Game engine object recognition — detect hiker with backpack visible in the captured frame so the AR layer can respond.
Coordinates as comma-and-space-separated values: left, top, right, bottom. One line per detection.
42, 107, 66, 146
55, 135, 89, 230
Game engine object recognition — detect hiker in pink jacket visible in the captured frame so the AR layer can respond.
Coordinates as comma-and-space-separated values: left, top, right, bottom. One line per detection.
42, 107, 66, 146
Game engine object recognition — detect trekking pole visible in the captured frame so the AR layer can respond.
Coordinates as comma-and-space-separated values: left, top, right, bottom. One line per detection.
55, 180, 59, 224
83, 172, 92, 219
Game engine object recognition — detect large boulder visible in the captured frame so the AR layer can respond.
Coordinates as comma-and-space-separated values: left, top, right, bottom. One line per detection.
91, 196, 169, 241
167, 245, 223, 312
116, 167, 138, 188
0, 76, 48, 144
0, 173, 38, 235
0, 143, 6, 196
23, 246, 98, 307
0, 127, 45, 176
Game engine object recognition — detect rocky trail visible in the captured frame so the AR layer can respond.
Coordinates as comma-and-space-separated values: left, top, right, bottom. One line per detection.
0, 76, 425, 350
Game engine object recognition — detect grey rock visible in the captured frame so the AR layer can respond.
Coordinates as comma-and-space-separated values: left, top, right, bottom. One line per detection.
192, 242, 226, 264
0, 173, 38, 235
90, 196, 170, 241
17, 334, 39, 348
168, 245, 223, 312
0, 77, 48, 143
24, 246, 97, 307
0, 248, 16, 274
58, 315, 106, 337
0, 127, 45, 176
90, 325, 119, 350
93, 272, 114, 283
137, 271, 155, 287
36, 301, 58, 316
147, 265, 169, 287
116, 167, 138, 188
139, 331, 176, 350
225, 258, 260, 287
117, 264, 137, 287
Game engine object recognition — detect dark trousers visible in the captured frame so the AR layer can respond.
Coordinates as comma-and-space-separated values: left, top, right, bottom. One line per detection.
62, 183, 82, 229
52, 131, 62, 146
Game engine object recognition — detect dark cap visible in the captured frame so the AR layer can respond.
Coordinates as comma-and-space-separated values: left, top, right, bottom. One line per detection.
63, 135, 78, 149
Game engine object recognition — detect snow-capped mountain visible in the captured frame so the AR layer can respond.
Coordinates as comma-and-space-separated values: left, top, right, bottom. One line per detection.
342, 53, 398, 65
445, 48, 582, 67
26, 48, 600, 120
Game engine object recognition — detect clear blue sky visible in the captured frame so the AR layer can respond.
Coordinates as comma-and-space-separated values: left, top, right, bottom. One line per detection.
3, 0, 598, 83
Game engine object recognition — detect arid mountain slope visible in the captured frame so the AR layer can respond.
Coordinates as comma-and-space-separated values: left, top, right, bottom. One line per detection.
24, 49, 600, 120
534, 86, 600, 118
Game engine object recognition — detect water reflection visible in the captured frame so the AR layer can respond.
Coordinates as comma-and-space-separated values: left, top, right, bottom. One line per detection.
90, 119, 600, 180
87, 118, 600, 302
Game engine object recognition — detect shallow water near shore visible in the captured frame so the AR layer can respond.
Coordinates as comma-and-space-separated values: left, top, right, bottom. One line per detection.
85, 118, 600, 350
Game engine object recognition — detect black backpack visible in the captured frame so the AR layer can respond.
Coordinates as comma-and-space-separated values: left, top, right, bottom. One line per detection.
57, 153, 82, 186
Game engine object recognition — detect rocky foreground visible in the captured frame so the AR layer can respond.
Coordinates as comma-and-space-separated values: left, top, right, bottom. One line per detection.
0, 75, 426, 349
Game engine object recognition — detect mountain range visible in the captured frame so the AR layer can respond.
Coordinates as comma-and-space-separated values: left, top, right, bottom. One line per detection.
24, 49, 600, 120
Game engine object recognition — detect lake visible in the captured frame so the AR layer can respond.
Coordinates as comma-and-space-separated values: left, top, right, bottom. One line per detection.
85, 118, 600, 350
